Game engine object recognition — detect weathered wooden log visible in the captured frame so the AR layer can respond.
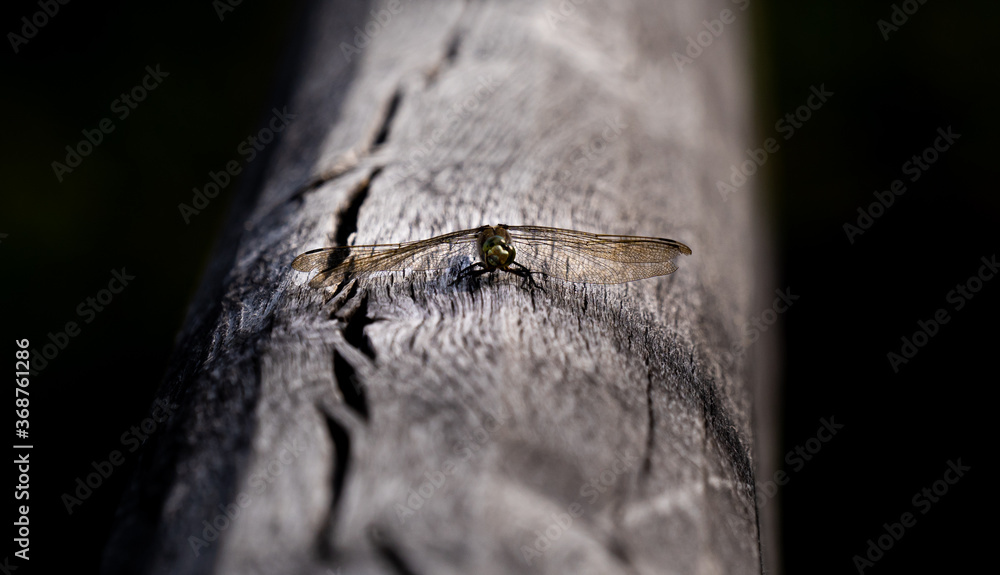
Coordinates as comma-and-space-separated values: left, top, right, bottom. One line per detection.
103, 0, 772, 573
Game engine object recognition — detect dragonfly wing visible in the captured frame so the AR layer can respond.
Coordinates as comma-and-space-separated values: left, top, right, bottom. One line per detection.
506, 225, 691, 284
292, 228, 482, 288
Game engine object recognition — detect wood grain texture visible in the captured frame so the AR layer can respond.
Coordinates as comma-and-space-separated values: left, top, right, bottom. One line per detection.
103, 0, 772, 573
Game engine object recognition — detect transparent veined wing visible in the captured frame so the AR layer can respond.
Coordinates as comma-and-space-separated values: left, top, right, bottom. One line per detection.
292, 227, 483, 288
505, 225, 692, 284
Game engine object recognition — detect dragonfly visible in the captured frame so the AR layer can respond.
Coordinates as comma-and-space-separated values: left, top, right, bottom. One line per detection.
292, 224, 691, 289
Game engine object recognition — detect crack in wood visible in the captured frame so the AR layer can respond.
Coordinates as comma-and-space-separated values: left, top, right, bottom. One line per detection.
696, 371, 755, 490
341, 292, 377, 361
330, 284, 374, 421
332, 349, 370, 422
371, 534, 422, 575
424, 0, 471, 84
372, 89, 403, 148
281, 82, 401, 208
443, 30, 462, 65
635, 321, 754, 508
334, 167, 382, 247
325, 410, 352, 505
608, 537, 640, 574
315, 406, 353, 560
642, 368, 655, 479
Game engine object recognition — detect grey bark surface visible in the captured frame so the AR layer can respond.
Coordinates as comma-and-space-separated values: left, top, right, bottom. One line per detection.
103, 0, 773, 574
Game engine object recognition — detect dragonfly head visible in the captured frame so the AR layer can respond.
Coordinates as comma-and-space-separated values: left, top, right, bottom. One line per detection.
481, 235, 516, 269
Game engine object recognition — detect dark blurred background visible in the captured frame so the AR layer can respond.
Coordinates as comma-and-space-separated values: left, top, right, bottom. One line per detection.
757, 2, 994, 573
1, 1, 306, 571
1, 0, 993, 573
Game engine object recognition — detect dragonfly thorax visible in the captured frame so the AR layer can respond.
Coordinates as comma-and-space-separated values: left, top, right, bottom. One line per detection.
476, 226, 516, 270
482, 235, 515, 269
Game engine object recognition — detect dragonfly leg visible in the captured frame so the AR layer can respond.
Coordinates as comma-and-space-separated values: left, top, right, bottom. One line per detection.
507, 262, 544, 291
450, 262, 490, 286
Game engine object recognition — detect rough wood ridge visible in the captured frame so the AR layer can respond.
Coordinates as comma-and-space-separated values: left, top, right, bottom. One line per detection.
103, 0, 771, 574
